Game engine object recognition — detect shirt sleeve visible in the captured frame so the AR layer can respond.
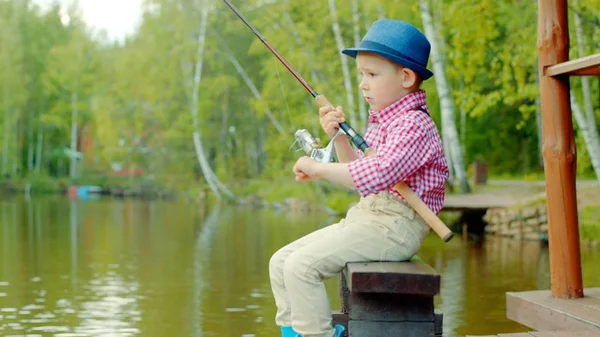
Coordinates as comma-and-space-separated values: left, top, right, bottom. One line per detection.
347, 118, 435, 197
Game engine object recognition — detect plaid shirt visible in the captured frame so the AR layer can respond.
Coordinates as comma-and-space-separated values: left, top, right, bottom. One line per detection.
347, 90, 449, 215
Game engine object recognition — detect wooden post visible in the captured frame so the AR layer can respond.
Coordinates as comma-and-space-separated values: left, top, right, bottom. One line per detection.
537, 0, 583, 298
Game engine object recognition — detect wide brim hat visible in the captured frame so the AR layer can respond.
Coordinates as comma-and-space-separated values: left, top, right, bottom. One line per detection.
342, 20, 434, 80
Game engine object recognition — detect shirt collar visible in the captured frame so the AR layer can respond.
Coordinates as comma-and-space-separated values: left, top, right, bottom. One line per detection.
368, 89, 428, 125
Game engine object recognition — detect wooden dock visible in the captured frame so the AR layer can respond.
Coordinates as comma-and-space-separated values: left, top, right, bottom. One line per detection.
467, 288, 600, 337
506, 288, 600, 332
443, 193, 518, 211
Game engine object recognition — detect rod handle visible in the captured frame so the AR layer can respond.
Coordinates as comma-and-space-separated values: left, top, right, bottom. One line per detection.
314, 94, 332, 109
314, 95, 369, 152
394, 181, 454, 242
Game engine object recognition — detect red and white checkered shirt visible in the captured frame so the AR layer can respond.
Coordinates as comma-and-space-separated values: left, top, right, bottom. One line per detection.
347, 90, 449, 214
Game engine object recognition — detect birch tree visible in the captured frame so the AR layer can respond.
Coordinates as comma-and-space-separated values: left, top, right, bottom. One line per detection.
419, 0, 470, 193
573, 0, 600, 182
43, 23, 95, 179
0, 1, 27, 177
571, 92, 600, 180
184, 3, 235, 201
212, 30, 286, 135
328, 0, 358, 128
352, 0, 367, 130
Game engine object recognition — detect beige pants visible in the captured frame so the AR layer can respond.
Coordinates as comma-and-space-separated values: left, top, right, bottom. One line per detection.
269, 191, 430, 337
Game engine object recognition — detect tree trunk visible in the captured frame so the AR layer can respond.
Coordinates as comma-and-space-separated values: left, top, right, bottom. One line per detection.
420, 0, 470, 193
442, 125, 455, 186
459, 80, 466, 145
225, 51, 285, 134
27, 113, 34, 173
362, 1, 371, 33
571, 91, 600, 181
574, 0, 599, 138
213, 30, 286, 135
11, 116, 17, 177
376, 5, 385, 20
352, 0, 367, 131
219, 90, 230, 167
2, 91, 10, 177
328, 0, 358, 128
574, 1, 600, 181
188, 5, 235, 201
69, 91, 78, 178
35, 125, 43, 175
2, 44, 11, 177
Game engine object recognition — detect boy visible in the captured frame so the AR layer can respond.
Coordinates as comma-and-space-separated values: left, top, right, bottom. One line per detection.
269, 19, 449, 337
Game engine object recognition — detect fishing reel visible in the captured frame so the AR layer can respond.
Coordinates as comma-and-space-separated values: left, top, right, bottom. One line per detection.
292, 129, 344, 163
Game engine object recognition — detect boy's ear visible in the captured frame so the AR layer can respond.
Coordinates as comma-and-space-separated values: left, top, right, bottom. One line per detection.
401, 67, 419, 88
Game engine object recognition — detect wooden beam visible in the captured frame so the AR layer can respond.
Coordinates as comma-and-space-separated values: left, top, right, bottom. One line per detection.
546, 53, 600, 77
537, 0, 583, 298
571, 66, 600, 76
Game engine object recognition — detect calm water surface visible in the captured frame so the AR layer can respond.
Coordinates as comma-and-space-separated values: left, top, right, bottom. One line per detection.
0, 196, 598, 337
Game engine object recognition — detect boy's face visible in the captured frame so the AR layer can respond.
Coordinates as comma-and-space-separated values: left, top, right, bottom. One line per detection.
356, 52, 413, 111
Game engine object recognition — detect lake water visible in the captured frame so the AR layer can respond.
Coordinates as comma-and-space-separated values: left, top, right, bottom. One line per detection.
0, 196, 598, 336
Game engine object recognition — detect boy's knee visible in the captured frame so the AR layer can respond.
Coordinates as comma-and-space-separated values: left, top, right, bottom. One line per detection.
283, 251, 314, 281
269, 248, 287, 277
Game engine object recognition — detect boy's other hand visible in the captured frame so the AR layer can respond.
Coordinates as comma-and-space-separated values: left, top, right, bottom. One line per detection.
293, 156, 321, 182
319, 105, 345, 138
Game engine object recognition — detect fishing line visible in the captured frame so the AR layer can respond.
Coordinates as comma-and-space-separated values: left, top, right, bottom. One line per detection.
274, 58, 295, 125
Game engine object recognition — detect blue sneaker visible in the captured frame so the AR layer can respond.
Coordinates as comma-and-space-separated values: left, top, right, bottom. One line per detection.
280, 326, 296, 337
281, 324, 345, 337
334, 324, 346, 337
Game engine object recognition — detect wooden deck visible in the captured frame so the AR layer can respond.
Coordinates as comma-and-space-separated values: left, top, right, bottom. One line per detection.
443, 193, 517, 211
506, 288, 600, 332
442, 180, 598, 212
466, 288, 600, 337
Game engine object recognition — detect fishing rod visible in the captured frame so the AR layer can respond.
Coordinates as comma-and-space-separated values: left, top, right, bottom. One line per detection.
222, 0, 454, 242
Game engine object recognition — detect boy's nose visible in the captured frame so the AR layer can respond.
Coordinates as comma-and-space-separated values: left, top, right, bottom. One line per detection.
359, 79, 368, 90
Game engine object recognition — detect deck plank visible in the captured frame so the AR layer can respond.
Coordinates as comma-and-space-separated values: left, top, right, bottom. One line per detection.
582, 288, 600, 310
507, 288, 600, 332
443, 193, 516, 211
588, 288, 600, 299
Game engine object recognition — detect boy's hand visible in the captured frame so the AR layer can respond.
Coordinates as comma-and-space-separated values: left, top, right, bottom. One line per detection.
319, 105, 345, 138
293, 156, 322, 182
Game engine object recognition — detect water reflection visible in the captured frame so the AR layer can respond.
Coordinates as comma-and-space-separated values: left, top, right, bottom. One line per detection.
193, 203, 221, 337
0, 196, 598, 337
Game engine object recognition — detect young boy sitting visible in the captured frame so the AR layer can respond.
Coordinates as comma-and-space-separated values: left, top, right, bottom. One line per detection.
269, 19, 449, 337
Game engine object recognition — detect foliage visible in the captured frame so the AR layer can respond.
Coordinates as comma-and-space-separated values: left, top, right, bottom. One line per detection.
0, 0, 599, 198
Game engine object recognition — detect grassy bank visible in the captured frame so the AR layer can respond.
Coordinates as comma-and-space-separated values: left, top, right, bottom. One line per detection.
3, 174, 598, 243
0, 173, 174, 197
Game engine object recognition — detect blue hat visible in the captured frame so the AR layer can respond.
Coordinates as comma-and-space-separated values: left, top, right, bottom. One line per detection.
342, 20, 433, 80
